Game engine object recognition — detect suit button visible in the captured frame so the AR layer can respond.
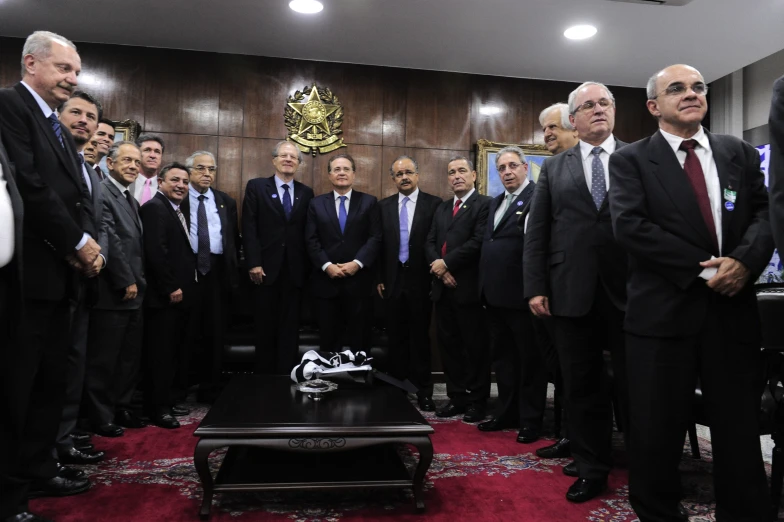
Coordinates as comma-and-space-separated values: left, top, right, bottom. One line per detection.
490, 238, 494, 242
75, 202, 81, 208
282, 243, 285, 247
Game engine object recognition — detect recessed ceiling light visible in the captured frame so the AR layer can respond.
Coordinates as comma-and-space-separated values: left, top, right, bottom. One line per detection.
479, 105, 503, 116
289, 0, 323, 14
564, 25, 597, 40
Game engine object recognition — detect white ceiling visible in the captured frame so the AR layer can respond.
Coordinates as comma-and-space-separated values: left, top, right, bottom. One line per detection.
1, 0, 783, 87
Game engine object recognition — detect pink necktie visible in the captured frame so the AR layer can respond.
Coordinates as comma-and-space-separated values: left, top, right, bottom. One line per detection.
140, 178, 152, 205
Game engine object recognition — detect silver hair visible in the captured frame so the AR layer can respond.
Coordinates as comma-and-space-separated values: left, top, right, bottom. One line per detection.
448, 155, 474, 172
538, 103, 574, 130
389, 155, 419, 176
107, 140, 140, 163
272, 140, 303, 163
567, 82, 615, 115
495, 146, 527, 168
185, 150, 216, 168
21, 31, 77, 78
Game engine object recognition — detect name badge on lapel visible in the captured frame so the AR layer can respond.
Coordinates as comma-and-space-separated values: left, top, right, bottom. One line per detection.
723, 188, 736, 203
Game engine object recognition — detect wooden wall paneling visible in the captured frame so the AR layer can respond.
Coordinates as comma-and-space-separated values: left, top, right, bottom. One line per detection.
530, 79, 578, 145
78, 43, 146, 125
470, 75, 535, 145
157, 132, 218, 166
217, 55, 248, 137
381, 66, 408, 147
216, 136, 243, 205
310, 144, 382, 197
0, 37, 24, 88
381, 146, 468, 201
405, 70, 471, 151
143, 49, 220, 135
612, 86, 658, 143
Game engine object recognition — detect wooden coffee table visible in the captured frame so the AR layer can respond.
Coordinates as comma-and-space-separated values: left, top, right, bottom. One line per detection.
193, 375, 434, 519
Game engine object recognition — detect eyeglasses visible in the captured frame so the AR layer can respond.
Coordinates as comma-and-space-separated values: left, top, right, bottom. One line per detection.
393, 170, 417, 179
275, 153, 300, 161
191, 165, 216, 173
572, 98, 614, 115
651, 82, 708, 99
497, 162, 525, 173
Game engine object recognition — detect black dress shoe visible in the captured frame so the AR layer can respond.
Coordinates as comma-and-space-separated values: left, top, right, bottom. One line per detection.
417, 396, 436, 412
4, 512, 54, 522
28, 476, 90, 498
435, 402, 466, 418
563, 460, 578, 477
59, 447, 105, 465
115, 409, 146, 429
516, 426, 540, 444
69, 431, 91, 443
171, 405, 190, 417
150, 412, 181, 429
477, 418, 516, 432
565, 477, 607, 503
536, 438, 571, 458
92, 423, 124, 437
56, 462, 85, 480
73, 442, 94, 452
463, 404, 486, 423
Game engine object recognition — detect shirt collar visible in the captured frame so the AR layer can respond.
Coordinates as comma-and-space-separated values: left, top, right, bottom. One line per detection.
455, 188, 474, 204
580, 134, 616, 160
334, 189, 352, 201
107, 173, 129, 193
506, 178, 529, 198
189, 185, 212, 200
399, 187, 419, 203
274, 174, 294, 190
659, 126, 710, 155
20, 81, 55, 117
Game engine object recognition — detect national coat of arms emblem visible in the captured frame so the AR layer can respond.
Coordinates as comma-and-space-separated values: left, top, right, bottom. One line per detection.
285, 84, 347, 156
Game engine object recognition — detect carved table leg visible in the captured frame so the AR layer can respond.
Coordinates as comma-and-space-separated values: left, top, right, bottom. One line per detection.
410, 436, 433, 512
194, 439, 224, 520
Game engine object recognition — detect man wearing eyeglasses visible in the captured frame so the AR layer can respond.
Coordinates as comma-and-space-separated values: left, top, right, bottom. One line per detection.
181, 151, 239, 402
609, 64, 773, 521
524, 81, 629, 503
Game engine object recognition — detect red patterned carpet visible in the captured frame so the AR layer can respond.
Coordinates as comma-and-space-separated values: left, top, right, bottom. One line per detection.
31, 398, 761, 522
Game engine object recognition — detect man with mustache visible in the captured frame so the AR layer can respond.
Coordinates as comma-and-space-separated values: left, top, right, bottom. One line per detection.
610, 64, 773, 521
0, 30, 100, 511
82, 139, 99, 166
376, 156, 441, 410
91, 119, 115, 179
425, 156, 492, 422
129, 134, 165, 205
305, 153, 382, 354
540, 103, 579, 155
139, 163, 196, 429
524, 82, 629, 503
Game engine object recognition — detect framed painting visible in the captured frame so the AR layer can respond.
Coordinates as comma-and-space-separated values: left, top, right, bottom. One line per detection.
114, 119, 142, 143
476, 139, 551, 196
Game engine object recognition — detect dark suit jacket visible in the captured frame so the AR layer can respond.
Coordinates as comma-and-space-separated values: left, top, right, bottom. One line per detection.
770, 75, 784, 254
609, 130, 774, 337
377, 190, 441, 298
242, 176, 314, 287
425, 190, 492, 304
479, 182, 535, 309
139, 192, 196, 308
96, 178, 145, 310
180, 187, 240, 289
305, 190, 382, 298
0, 83, 95, 301
523, 139, 628, 316
0, 131, 24, 333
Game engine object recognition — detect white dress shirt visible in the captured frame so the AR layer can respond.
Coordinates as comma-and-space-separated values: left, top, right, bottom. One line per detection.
579, 135, 616, 191
659, 126, 723, 279
132, 174, 159, 203
274, 174, 295, 202
21, 81, 90, 251
494, 179, 529, 225
187, 186, 224, 255
398, 187, 419, 235
321, 189, 364, 271
0, 164, 14, 268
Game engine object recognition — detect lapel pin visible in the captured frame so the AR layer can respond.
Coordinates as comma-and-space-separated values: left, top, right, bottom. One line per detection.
271, 194, 278, 199
516, 201, 523, 206
725, 201, 735, 211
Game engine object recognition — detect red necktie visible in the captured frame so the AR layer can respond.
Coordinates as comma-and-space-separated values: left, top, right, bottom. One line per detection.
679, 139, 718, 252
441, 199, 462, 257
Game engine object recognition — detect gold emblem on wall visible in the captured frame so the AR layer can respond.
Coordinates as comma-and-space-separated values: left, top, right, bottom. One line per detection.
285, 85, 346, 156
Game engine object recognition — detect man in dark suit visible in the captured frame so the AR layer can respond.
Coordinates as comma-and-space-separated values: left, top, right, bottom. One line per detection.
83, 142, 147, 434
425, 156, 492, 422
0, 31, 99, 507
305, 153, 382, 353
376, 155, 441, 410
610, 64, 774, 522
91, 118, 115, 179
478, 146, 546, 443
243, 141, 314, 374
139, 163, 196, 429
181, 150, 239, 400
524, 81, 629, 503
770, 75, 784, 253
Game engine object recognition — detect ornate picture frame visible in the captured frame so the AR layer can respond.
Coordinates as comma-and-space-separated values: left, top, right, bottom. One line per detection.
113, 119, 142, 143
476, 139, 552, 196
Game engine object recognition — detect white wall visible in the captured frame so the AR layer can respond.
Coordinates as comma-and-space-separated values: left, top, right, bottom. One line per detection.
743, 49, 784, 130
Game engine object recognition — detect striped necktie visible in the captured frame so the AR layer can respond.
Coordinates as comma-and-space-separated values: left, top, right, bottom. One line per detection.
48, 113, 64, 148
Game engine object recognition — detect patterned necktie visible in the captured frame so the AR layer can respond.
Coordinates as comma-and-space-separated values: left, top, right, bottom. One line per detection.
48, 113, 64, 148
441, 198, 462, 257
399, 196, 410, 263
197, 194, 211, 275
140, 178, 153, 205
94, 165, 105, 181
494, 193, 514, 230
679, 139, 719, 252
590, 147, 606, 210
338, 195, 347, 233
282, 183, 292, 220
175, 207, 189, 239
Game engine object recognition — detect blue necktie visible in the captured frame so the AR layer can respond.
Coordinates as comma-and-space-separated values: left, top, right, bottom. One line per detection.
197, 194, 211, 275
338, 195, 347, 234
590, 146, 607, 210
48, 113, 64, 148
399, 196, 410, 263
282, 183, 292, 220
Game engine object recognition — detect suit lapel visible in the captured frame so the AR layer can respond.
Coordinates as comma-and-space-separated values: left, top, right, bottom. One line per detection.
707, 132, 739, 247
386, 197, 401, 250
165, 192, 191, 244
565, 144, 596, 210
213, 190, 230, 252
448, 191, 476, 230
264, 177, 286, 219
487, 195, 501, 235
343, 191, 361, 233
291, 179, 305, 215
408, 193, 428, 239
495, 183, 535, 232
322, 193, 342, 236
106, 180, 141, 230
